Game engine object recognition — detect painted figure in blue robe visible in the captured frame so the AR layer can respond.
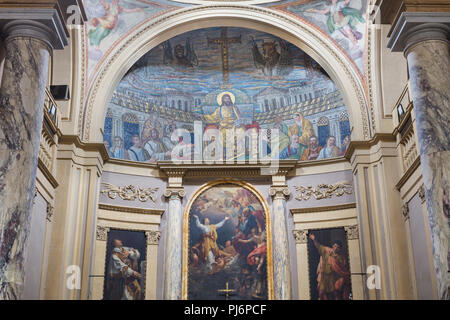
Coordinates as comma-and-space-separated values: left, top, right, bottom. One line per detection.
110, 136, 129, 160
127, 135, 149, 162
280, 135, 304, 160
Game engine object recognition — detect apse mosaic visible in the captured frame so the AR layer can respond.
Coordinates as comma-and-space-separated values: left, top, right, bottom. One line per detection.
103, 27, 352, 163
186, 184, 270, 300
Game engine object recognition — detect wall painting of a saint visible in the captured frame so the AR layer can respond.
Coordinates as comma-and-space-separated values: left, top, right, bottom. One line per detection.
103, 228, 147, 300
307, 227, 352, 300
183, 181, 273, 300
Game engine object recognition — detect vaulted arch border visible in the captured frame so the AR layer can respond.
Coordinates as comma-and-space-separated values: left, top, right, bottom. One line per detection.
81, 5, 372, 145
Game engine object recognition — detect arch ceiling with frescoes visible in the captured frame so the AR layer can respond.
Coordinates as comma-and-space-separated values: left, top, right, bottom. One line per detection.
104, 26, 353, 163
85, 0, 368, 84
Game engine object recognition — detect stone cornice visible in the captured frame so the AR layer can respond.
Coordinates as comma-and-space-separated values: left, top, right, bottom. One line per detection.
37, 158, 59, 189
158, 160, 296, 179
58, 134, 109, 162
395, 156, 421, 190
98, 203, 164, 216
344, 133, 397, 160
290, 203, 356, 215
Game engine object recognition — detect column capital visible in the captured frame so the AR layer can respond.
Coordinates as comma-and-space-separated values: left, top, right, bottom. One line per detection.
145, 230, 161, 245
164, 187, 186, 200
292, 229, 308, 244
96, 225, 110, 241
344, 225, 359, 240
0, 8, 69, 50
269, 186, 290, 200
388, 12, 450, 54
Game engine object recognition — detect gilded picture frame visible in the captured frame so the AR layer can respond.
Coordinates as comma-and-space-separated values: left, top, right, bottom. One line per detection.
182, 179, 274, 300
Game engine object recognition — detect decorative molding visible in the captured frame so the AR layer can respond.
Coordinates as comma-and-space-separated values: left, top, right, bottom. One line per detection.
145, 231, 161, 245
290, 202, 356, 215
344, 225, 359, 240
46, 204, 54, 222
418, 184, 426, 204
59, 134, 109, 162
402, 203, 410, 221
294, 181, 353, 201
158, 161, 296, 180
98, 203, 164, 215
37, 158, 59, 189
395, 156, 421, 191
33, 187, 39, 205
269, 186, 291, 199
164, 188, 186, 199
96, 225, 110, 241
101, 183, 158, 202
292, 229, 308, 244
345, 133, 397, 159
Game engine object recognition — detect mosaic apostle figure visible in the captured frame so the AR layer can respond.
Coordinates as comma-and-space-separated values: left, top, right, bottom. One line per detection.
317, 136, 340, 159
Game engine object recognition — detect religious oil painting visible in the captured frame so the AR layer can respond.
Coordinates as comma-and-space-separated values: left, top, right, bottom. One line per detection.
103, 27, 352, 163
103, 228, 147, 300
307, 227, 352, 300
185, 182, 272, 300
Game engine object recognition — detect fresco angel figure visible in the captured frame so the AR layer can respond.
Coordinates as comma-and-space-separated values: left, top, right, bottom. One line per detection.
87, 0, 144, 54
251, 37, 293, 77
162, 38, 199, 68
306, 0, 365, 50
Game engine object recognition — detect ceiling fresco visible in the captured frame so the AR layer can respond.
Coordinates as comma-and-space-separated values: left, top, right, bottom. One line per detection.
264, 0, 368, 73
84, 1, 368, 86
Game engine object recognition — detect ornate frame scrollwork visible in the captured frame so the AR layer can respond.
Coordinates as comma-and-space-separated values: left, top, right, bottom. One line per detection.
294, 181, 353, 201
101, 183, 158, 202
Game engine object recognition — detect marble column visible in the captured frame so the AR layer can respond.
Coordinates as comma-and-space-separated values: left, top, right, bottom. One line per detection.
269, 186, 292, 300
389, 19, 450, 299
406, 28, 450, 300
163, 187, 186, 300
0, 25, 54, 299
